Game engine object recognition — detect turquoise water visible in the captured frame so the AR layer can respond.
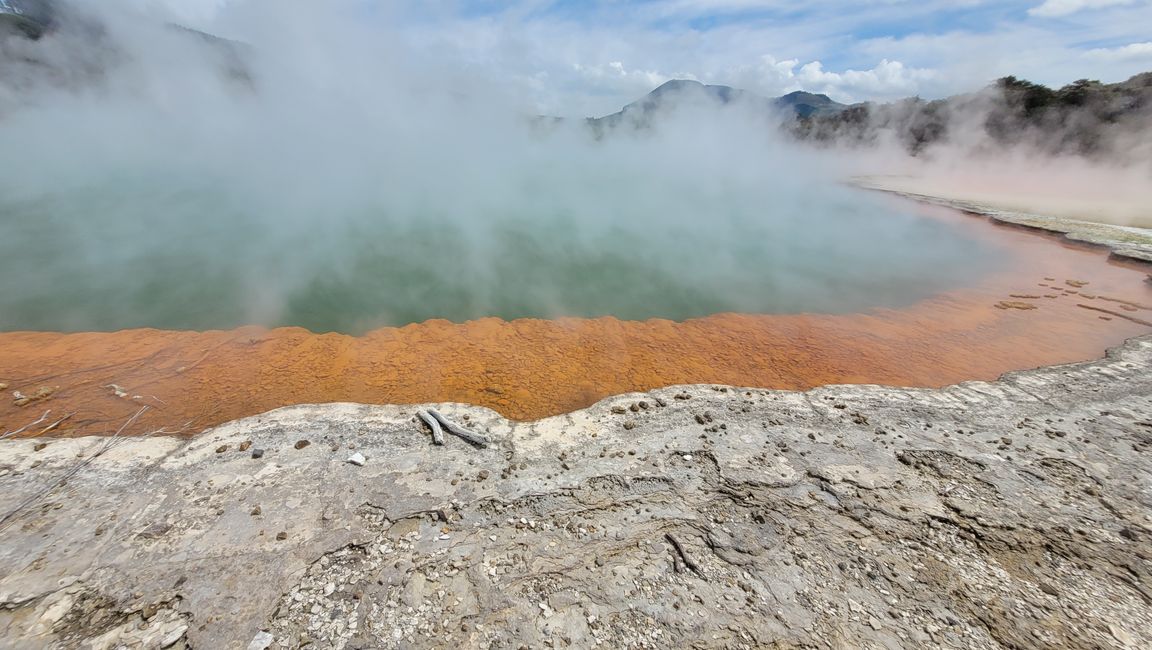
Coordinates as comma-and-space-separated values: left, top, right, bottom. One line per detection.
0, 10, 1006, 336
0, 180, 1002, 334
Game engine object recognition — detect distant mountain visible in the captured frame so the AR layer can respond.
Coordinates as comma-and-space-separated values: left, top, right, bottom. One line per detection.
587, 79, 846, 131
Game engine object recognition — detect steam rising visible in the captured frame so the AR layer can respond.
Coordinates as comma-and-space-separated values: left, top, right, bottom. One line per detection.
0, 2, 998, 333
794, 75, 1152, 227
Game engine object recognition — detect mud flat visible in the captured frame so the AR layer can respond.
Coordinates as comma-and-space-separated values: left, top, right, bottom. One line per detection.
1, 331, 1151, 649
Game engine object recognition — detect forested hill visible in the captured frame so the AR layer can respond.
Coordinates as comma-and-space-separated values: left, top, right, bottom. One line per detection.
786, 72, 1152, 160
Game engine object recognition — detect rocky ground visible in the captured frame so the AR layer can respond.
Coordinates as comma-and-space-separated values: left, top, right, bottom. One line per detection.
0, 332, 1150, 649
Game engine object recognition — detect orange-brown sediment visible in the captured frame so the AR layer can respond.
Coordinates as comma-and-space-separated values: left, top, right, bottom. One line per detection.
2, 204, 1151, 437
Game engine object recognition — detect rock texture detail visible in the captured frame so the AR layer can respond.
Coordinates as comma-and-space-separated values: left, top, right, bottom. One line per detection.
1, 335, 1152, 648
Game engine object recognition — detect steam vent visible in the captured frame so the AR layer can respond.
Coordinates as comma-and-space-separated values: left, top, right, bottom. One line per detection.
2, 3, 1152, 649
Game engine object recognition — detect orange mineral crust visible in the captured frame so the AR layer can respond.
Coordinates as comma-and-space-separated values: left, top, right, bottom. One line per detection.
2, 206, 1151, 438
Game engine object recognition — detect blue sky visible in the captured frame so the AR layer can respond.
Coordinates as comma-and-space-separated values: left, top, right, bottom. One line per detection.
143, 0, 1152, 116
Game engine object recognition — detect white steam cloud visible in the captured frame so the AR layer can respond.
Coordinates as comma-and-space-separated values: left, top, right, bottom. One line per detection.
0, 1, 1037, 333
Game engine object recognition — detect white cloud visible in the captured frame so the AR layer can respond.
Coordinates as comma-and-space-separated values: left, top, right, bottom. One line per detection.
795, 59, 937, 101
1085, 41, 1152, 60
853, 11, 1152, 93
88, 0, 1152, 116
572, 61, 692, 96
1028, 0, 1140, 18
423, 0, 1152, 113
720, 56, 937, 103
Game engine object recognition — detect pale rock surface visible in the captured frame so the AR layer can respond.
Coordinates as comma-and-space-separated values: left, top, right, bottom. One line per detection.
0, 335, 1150, 648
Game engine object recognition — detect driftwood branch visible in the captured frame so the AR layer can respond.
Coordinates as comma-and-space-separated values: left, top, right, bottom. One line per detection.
37, 412, 74, 436
417, 410, 445, 446
1077, 303, 1152, 327
1, 410, 51, 441
1096, 295, 1152, 311
427, 409, 489, 448
666, 533, 704, 578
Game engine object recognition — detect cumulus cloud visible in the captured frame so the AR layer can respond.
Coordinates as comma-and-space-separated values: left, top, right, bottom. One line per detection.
43, 0, 1152, 116
1028, 0, 1141, 18
793, 59, 937, 102
1085, 41, 1152, 60
571, 61, 693, 99
721, 56, 937, 104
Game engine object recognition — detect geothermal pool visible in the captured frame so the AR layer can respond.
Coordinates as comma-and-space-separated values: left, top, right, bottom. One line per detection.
0, 182, 996, 333
2, 4, 1150, 439
2, 193, 1151, 438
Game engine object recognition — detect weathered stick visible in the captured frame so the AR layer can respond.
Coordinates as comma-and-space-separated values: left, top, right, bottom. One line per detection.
1096, 295, 1152, 311
1077, 303, 1152, 327
665, 533, 704, 577
1, 410, 51, 441
37, 412, 74, 436
417, 410, 445, 446
427, 409, 489, 448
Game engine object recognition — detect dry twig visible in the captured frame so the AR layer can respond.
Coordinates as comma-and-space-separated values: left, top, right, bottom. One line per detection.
1, 410, 51, 441
37, 412, 74, 436
1077, 303, 1152, 327
1096, 295, 1152, 311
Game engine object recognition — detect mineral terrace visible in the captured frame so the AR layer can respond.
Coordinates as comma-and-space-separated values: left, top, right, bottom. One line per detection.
1, 332, 1151, 649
